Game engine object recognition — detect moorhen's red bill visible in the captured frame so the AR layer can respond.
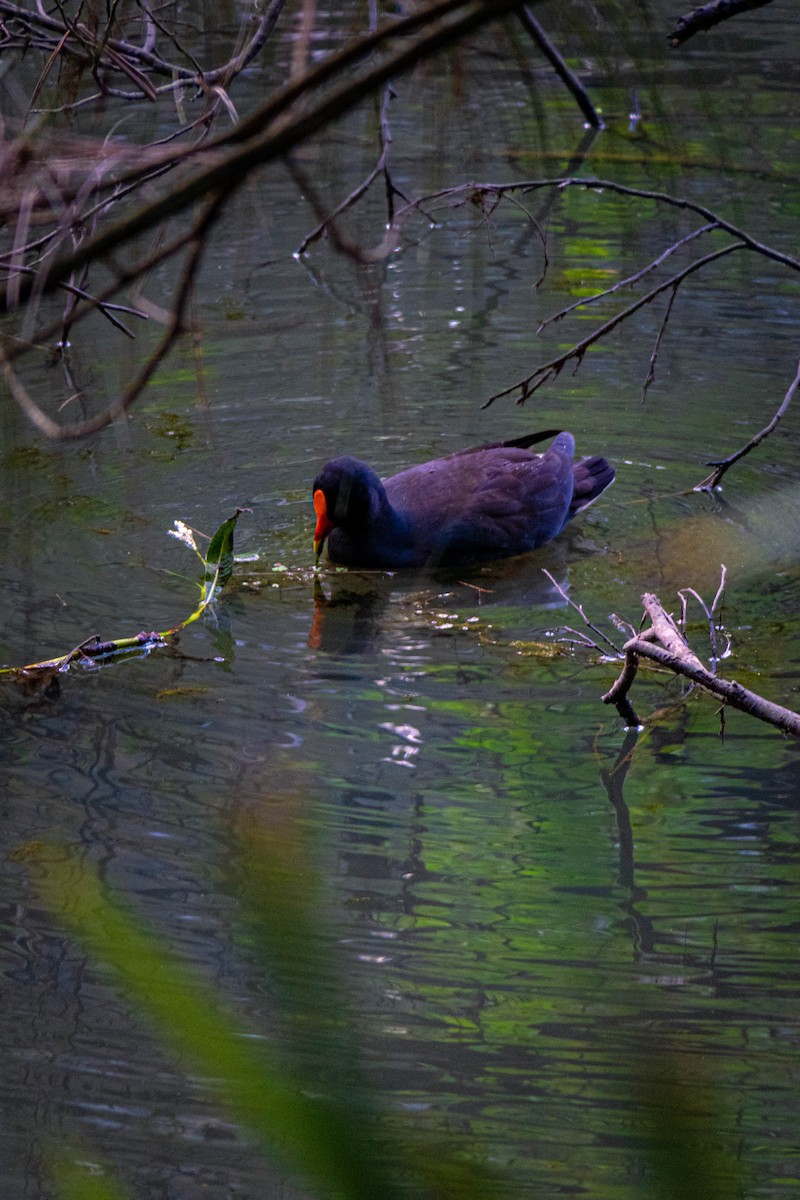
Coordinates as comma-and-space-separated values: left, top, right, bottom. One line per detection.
312, 430, 614, 569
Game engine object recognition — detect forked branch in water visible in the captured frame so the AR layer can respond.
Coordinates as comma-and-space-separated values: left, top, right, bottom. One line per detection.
545, 568, 800, 737
600, 586, 800, 738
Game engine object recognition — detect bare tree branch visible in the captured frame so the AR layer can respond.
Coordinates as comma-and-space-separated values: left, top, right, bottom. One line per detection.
601, 589, 800, 737
641, 284, 678, 403
294, 85, 402, 259
694, 356, 800, 491
668, 0, 774, 47
484, 241, 746, 406
2, 188, 229, 438
537, 222, 719, 334
390, 178, 800, 273
0, 0, 287, 97
517, 5, 603, 129
1, 0, 532, 320
601, 651, 642, 729
542, 568, 624, 654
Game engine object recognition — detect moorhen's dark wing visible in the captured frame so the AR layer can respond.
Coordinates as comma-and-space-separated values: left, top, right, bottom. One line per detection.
384, 437, 576, 567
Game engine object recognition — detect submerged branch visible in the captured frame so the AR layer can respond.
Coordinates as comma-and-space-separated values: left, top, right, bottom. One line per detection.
0, 510, 245, 682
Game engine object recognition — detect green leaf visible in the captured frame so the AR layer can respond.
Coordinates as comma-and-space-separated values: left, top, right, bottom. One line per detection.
204, 509, 243, 590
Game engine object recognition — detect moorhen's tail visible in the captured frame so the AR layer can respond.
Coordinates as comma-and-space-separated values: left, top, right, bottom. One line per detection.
569, 455, 615, 518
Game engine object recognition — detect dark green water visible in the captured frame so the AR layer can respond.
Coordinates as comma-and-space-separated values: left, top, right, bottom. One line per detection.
1, 5, 799, 1197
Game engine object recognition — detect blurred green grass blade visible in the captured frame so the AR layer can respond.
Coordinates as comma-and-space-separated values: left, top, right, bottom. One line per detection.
38, 853, 402, 1200
55, 1157, 130, 1200
633, 1047, 740, 1200
218, 817, 516, 1200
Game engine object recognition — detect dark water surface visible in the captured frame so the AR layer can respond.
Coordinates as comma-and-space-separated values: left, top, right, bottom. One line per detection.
1, 5, 800, 1198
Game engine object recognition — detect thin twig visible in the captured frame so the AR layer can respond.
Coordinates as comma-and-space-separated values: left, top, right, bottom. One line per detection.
2, 189, 229, 438
694, 357, 800, 491
542, 568, 623, 654
3, 264, 148, 337
2, 214, 220, 367
641, 283, 678, 403
537, 223, 719, 333
678, 564, 727, 672
293, 85, 398, 259
710, 563, 727, 615
485, 241, 746, 406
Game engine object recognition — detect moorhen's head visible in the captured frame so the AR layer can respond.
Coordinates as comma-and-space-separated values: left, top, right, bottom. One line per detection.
312, 456, 384, 562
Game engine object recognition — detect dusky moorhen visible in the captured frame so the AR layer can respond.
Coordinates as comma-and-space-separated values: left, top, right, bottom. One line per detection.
312, 430, 614, 569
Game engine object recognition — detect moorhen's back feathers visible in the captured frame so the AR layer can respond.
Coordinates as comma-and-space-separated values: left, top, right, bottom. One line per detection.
312, 431, 614, 570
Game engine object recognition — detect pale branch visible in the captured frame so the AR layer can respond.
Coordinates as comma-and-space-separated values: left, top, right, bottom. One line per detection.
484, 241, 747, 406
694, 356, 800, 491
609, 612, 639, 641
601, 650, 642, 729
668, 0, 774, 46
560, 627, 602, 649
641, 592, 705, 669
601, 590, 800, 737
709, 566, 727, 617
679, 564, 728, 669
542, 568, 624, 654
135, 0, 206, 77
612, 638, 800, 737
